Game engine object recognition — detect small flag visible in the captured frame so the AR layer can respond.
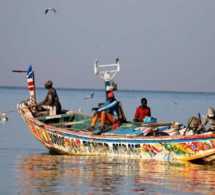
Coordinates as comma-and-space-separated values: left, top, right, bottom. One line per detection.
27, 65, 34, 93
26, 65, 36, 104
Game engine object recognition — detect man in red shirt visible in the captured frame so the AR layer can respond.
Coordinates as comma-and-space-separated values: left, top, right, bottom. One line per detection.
133, 98, 151, 122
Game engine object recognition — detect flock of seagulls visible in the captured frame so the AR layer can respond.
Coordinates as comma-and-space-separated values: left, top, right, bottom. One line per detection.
45, 8, 57, 14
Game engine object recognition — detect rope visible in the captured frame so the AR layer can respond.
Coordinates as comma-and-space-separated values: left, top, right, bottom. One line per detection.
0, 109, 17, 114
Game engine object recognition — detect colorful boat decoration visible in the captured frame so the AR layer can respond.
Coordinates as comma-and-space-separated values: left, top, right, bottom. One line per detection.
16, 59, 215, 162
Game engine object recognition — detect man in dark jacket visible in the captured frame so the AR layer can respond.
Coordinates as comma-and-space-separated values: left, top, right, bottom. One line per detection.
38, 80, 61, 115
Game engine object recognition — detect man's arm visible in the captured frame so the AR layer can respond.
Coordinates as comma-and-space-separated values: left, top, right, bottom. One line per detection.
197, 115, 208, 131
44, 94, 53, 105
97, 100, 118, 112
148, 107, 151, 117
202, 115, 208, 126
37, 92, 49, 105
133, 107, 140, 122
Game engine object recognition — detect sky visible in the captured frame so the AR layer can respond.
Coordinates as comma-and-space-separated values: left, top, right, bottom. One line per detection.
1, 0, 215, 92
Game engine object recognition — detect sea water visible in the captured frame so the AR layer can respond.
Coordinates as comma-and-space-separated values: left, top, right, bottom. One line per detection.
0, 87, 215, 195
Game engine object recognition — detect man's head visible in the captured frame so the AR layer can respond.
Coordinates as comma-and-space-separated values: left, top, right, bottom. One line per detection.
45, 80, 53, 89
108, 92, 115, 101
208, 107, 215, 118
141, 98, 147, 106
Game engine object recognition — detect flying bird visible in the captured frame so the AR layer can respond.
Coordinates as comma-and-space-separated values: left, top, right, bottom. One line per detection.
84, 93, 94, 100
172, 101, 178, 105
45, 8, 57, 14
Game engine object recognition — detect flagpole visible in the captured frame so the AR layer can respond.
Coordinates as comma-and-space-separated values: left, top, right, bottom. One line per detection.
27, 65, 36, 106
13, 66, 36, 104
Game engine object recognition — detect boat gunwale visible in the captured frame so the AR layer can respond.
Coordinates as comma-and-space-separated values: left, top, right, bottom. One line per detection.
25, 110, 215, 142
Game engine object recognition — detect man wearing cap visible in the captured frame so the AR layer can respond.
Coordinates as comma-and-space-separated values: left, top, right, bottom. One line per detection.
38, 80, 61, 115
198, 107, 215, 132
87, 92, 119, 131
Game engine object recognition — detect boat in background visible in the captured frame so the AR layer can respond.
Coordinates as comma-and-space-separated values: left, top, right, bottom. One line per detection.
16, 59, 215, 162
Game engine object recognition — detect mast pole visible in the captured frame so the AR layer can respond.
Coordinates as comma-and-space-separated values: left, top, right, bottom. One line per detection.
94, 57, 120, 100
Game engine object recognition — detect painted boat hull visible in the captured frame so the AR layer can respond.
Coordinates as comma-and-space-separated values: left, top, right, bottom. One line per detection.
18, 105, 215, 162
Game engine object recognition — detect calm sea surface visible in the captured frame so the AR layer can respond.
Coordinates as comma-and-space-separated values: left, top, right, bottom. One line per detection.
0, 87, 215, 195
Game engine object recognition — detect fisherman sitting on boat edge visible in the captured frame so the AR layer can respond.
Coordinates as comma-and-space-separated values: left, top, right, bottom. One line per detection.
87, 92, 120, 131
37, 80, 61, 115
198, 107, 215, 133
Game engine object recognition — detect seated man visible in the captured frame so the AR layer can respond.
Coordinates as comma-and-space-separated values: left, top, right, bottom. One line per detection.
185, 116, 201, 135
198, 107, 215, 132
87, 92, 119, 131
133, 98, 151, 122
37, 80, 61, 115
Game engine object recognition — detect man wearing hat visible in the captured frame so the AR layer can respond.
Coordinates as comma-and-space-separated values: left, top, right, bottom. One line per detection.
87, 92, 119, 131
198, 107, 215, 132
38, 80, 61, 115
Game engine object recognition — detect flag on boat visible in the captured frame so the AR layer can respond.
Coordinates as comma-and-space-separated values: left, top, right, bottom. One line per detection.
26, 65, 36, 104
27, 65, 34, 93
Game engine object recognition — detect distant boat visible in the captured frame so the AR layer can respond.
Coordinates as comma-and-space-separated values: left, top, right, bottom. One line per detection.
16, 60, 215, 163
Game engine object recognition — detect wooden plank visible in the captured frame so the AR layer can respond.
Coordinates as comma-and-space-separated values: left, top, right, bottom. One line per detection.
37, 113, 74, 121
51, 121, 85, 126
132, 122, 172, 127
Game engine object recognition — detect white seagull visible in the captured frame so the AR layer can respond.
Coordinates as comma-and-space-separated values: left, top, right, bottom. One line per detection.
84, 93, 94, 100
45, 8, 57, 14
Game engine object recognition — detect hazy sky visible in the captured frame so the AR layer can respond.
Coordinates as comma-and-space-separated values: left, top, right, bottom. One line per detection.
1, 0, 215, 92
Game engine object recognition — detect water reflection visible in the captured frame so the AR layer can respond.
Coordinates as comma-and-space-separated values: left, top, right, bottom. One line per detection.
136, 160, 215, 195
16, 153, 215, 194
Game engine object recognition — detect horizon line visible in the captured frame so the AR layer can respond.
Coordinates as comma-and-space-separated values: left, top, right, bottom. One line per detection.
0, 85, 214, 94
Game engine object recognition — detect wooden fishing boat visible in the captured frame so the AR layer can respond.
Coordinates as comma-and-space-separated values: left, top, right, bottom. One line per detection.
16, 59, 215, 162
